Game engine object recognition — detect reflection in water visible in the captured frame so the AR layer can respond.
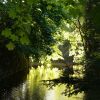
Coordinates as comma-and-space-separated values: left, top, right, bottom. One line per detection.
0, 67, 84, 100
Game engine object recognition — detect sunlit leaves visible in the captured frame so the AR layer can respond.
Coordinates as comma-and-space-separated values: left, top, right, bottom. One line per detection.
10, 34, 18, 42
47, 5, 52, 10
60, 21, 75, 32
20, 36, 30, 45
0, 0, 85, 59
1, 28, 11, 38
6, 42, 15, 50
1, 28, 19, 42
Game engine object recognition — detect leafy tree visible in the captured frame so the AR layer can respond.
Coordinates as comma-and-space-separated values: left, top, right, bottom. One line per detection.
1, 0, 100, 96
0, 0, 85, 75
43, 0, 100, 97
0, 0, 61, 59
0, 0, 84, 59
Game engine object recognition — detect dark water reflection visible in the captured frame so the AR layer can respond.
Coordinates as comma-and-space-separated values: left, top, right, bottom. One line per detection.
0, 67, 99, 100
84, 87, 100, 100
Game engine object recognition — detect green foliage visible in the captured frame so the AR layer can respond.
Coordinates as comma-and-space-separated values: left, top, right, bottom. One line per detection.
6, 42, 15, 50
20, 36, 30, 45
0, 0, 85, 59
1, 28, 12, 38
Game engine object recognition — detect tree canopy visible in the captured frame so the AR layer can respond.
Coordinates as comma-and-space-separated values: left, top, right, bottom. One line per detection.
0, 0, 100, 97
0, 0, 84, 59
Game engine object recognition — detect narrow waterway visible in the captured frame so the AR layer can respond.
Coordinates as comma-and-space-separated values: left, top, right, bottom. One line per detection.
0, 67, 84, 100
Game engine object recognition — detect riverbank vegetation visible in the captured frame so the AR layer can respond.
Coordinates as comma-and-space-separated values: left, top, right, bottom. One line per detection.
0, 0, 100, 97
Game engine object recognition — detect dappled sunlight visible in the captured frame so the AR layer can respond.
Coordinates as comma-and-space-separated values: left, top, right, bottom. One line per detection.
0, 65, 84, 100
27, 66, 61, 81
73, 65, 85, 78
0, 0, 99, 99
44, 84, 84, 100
26, 67, 84, 100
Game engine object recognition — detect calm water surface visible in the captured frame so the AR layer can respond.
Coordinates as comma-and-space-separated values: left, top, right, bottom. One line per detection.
0, 67, 84, 100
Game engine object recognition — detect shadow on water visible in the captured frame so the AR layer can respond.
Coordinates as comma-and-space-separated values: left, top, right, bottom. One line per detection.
0, 67, 100, 100
83, 82, 100, 100
0, 67, 82, 100
0, 69, 29, 99
84, 88, 100, 100
44, 74, 100, 100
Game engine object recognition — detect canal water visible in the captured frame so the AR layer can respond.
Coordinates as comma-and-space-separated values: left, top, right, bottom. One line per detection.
0, 67, 84, 100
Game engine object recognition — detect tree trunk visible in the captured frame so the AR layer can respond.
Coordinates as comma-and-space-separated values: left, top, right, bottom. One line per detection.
0, 44, 29, 81
84, 0, 100, 81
